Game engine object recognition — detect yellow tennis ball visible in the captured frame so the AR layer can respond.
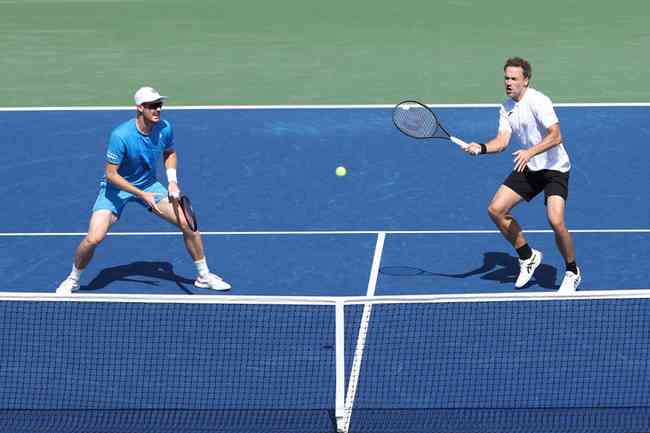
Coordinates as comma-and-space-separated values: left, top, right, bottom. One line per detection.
335, 166, 347, 177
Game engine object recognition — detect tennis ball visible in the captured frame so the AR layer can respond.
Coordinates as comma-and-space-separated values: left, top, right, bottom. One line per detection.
335, 166, 347, 177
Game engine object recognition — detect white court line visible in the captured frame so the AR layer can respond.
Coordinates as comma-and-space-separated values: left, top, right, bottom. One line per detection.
366, 232, 386, 297
340, 232, 386, 433
1, 103, 650, 111
0, 229, 648, 237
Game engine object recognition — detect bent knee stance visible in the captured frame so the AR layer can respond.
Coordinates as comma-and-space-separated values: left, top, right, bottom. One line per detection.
180, 225, 201, 239
84, 233, 106, 247
488, 204, 508, 221
547, 214, 567, 233
547, 206, 567, 233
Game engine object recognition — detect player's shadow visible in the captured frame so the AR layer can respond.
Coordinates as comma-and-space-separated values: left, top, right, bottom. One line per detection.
380, 251, 557, 289
81, 261, 195, 294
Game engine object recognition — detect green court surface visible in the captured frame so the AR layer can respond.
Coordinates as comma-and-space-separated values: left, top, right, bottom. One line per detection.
1, 0, 649, 106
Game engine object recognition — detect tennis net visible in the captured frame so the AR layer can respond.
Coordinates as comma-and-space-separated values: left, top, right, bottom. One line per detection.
1, 291, 650, 433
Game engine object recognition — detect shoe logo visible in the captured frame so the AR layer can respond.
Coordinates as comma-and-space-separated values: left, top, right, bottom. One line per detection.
526, 256, 537, 273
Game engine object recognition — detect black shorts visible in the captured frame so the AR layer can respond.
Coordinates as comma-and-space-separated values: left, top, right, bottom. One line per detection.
503, 169, 570, 205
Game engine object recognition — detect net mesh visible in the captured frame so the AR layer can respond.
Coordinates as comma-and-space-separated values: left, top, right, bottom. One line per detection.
345, 298, 650, 433
1, 293, 650, 433
0, 299, 337, 433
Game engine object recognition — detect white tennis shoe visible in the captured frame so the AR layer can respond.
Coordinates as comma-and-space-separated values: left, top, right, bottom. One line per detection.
515, 249, 543, 288
558, 268, 581, 294
56, 277, 80, 295
195, 273, 231, 291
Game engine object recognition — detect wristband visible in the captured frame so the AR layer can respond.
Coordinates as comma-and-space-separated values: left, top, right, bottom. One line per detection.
479, 143, 487, 154
166, 168, 178, 183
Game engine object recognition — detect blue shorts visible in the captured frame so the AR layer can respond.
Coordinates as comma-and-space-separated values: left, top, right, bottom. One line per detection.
93, 181, 168, 218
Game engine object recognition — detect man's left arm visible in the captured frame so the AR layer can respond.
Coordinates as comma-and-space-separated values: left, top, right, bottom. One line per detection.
163, 148, 181, 199
513, 123, 563, 172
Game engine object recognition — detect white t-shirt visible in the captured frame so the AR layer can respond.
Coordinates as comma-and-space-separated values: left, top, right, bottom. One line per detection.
498, 87, 571, 172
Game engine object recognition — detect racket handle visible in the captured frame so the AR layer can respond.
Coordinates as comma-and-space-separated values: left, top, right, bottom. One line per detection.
450, 136, 469, 149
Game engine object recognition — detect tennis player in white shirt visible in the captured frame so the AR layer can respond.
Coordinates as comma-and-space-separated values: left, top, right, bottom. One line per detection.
465, 57, 581, 293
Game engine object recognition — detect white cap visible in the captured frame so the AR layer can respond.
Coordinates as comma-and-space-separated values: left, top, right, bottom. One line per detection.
134, 86, 167, 105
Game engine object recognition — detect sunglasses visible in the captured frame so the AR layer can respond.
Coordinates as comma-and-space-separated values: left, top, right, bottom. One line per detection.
143, 101, 163, 110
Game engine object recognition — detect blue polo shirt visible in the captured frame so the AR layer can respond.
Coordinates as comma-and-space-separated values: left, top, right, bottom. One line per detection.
104, 118, 175, 188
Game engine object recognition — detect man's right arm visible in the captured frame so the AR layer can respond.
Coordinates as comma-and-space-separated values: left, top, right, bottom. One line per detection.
105, 163, 161, 212
466, 130, 511, 156
105, 163, 137, 195
483, 129, 511, 153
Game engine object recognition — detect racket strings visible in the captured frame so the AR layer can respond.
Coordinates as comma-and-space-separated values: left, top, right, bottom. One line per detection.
393, 103, 440, 138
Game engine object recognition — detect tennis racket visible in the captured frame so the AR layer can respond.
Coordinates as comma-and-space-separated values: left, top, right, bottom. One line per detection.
147, 194, 198, 232
393, 100, 469, 149
178, 195, 198, 232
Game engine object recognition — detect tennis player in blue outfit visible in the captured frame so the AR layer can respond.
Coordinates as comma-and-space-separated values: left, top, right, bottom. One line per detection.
56, 86, 231, 294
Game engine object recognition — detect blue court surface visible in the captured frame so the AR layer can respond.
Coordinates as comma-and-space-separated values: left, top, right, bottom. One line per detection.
0, 106, 649, 433
0, 105, 648, 294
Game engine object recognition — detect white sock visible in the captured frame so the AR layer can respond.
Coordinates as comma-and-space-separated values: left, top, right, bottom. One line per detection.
69, 264, 83, 281
194, 258, 210, 277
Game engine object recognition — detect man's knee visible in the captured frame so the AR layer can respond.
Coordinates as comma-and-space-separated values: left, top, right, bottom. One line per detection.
178, 220, 197, 235
488, 203, 506, 221
546, 198, 567, 232
547, 213, 566, 232
84, 233, 106, 247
